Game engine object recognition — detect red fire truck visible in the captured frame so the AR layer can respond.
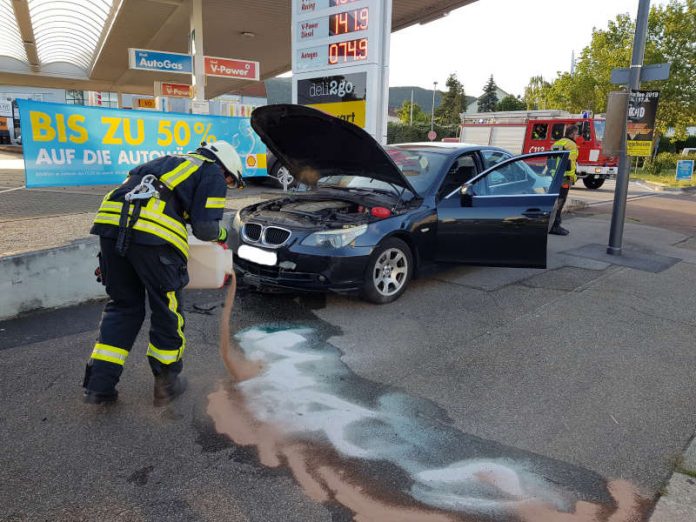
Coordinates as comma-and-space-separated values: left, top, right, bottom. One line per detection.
457, 110, 618, 189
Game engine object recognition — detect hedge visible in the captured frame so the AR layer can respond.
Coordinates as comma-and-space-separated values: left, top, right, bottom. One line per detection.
387, 122, 459, 144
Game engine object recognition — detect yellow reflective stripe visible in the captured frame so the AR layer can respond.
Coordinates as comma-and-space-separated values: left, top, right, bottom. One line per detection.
146, 198, 166, 213
91, 343, 129, 366
102, 189, 115, 202
167, 291, 186, 360
205, 197, 226, 209
159, 160, 191, 188
98, 201, 187, 240
133, 221, 189, 258
93, 214, 189, 258
146, 343, 180, 364
161, 162, 199, 189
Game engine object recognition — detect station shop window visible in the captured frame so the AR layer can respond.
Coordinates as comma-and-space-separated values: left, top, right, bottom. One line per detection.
66, 90, 85, 105
100, 92, 119, 108
551, 123, 565, 141
531, 123, 547, 140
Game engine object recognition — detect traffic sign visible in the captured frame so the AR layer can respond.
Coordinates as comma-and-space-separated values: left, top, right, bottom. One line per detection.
204, 56, 259, 80
676, 160, 694, 181
128, 49, 193, 74
611, 63, 671, 85
428, 130, 437, 141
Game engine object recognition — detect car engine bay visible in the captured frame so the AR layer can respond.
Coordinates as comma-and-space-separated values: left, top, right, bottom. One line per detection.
240, 193, 404, 229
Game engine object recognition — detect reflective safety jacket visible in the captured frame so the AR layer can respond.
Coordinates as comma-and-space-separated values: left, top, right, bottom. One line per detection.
91, 151, 227, 259
551, 138, 579, 183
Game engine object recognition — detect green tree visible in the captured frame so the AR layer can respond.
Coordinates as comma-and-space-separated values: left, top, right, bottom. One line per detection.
435, 73, 466, 125
397, 101, 429, 125
539, 1, 695, 139
523, 75, 551, 110
477, 75, 499, 112
496, 95, 526, 111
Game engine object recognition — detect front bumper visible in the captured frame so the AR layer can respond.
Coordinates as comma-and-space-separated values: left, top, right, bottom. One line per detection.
577, 166, 618, 178
231, 231, 372, 293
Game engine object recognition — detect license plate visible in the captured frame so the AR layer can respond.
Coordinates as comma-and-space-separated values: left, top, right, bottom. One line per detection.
238, 245, 277, 266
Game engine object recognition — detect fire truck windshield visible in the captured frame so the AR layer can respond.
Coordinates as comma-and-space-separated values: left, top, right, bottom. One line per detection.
593, 120, 606, 142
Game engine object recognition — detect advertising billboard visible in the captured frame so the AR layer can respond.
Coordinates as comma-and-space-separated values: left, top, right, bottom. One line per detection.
17, 100, 267, 188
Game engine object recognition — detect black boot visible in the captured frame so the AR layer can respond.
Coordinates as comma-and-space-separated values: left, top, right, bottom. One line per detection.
84, 389, 118, 405
549, 225, 570, 236
83, 361, 118, 404
153, 376, 187, 407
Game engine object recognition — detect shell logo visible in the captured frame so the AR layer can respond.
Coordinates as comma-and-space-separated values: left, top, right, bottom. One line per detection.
246, 155, 257, 167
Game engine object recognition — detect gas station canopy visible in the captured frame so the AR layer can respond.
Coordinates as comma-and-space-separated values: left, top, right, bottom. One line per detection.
0, 0, 477, 98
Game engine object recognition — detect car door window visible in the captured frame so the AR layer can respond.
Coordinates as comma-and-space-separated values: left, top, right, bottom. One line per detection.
471, 155, 562, 196
481, 150, 512, 170
438, 153, 478, 198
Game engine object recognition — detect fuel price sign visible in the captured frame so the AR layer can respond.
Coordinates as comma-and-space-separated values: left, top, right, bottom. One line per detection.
293, 0, 392, 142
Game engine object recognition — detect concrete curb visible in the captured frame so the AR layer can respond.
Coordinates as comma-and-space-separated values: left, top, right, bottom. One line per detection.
0, 212, 236, 321
566, 198, 589, 212
0, 238, 102, 321
635, 180, 696, 193
649, 435, 696, 520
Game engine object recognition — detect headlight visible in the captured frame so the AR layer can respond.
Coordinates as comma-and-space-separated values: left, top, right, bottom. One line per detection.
232, 210, 242, 230
301, 224, 368, 248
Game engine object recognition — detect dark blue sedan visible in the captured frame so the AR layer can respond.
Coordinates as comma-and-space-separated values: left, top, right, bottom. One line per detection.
230, 104, 569, 303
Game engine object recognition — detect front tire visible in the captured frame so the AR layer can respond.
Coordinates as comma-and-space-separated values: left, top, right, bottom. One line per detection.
361, 238, 413, 304
582, 177, 605, 190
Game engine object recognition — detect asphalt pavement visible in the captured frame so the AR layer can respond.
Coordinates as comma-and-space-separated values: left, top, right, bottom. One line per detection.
1, 184, 696, 521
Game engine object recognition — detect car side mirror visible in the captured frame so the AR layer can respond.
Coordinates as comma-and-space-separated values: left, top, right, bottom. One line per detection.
460, 184, 473, 207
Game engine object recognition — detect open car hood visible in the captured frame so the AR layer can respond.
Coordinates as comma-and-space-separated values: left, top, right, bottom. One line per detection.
251, 104, 416, 194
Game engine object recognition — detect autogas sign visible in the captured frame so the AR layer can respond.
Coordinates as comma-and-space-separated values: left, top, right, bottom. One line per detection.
128, 48, 193, 75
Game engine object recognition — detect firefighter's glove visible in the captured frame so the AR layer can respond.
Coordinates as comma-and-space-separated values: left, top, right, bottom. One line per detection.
217, 225, 229, 243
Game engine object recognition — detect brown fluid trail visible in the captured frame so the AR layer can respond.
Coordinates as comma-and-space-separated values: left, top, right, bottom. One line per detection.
212, 284, 650, 521
219, 272, 263, 381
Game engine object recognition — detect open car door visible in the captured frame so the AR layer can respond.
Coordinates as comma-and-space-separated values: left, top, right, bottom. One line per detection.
436, 151, 569, 268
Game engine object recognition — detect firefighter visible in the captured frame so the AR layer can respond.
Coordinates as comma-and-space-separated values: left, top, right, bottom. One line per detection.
83, 141, 244, 406
549, 125, 579, 236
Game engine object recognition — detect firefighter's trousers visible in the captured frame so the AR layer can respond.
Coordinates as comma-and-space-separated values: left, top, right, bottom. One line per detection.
84, 237, 189, 394
552, 176, 573, 229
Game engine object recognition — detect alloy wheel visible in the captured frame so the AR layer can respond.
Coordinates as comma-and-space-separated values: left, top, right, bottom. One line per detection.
372, 248, 409, 297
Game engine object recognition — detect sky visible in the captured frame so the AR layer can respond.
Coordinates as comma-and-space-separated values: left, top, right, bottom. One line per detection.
388, 0, 673, 97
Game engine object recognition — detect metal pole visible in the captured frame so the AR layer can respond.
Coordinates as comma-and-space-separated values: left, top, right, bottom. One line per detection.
409, 89, 413, 125
431, 81, 437, 132
190, 0, 205, 104
607, 0, 650, 256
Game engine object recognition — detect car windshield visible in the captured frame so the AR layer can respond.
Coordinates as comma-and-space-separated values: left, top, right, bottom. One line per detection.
593, 120, 606, 141
317, 147, 446, 197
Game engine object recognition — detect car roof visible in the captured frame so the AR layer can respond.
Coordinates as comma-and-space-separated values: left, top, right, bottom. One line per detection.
390, 142, 511, 157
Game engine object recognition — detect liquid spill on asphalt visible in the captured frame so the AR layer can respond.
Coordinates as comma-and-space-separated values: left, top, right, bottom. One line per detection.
211, 293, 649, 521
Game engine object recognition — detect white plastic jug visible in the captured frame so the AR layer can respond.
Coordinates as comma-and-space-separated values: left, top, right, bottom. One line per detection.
186, 236, 234, 289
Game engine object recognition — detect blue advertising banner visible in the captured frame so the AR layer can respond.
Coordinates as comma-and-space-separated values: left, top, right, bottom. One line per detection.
675, 159, 694, 181
17, 100, 267, 188
128, 48, 193, 74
